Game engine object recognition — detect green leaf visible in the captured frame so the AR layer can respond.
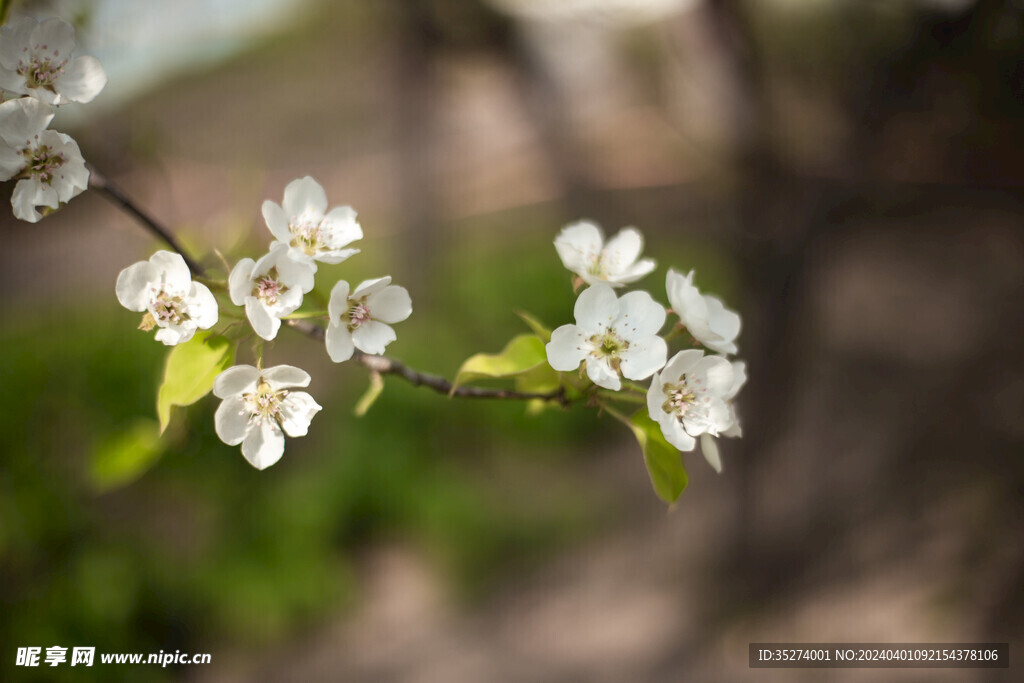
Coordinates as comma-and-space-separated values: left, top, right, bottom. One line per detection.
629, 412, 688, 504
89, 418, 166, 492
156, 330, 236, 433
514, 363, 561, 395
451, 334, 548, 392
514, 310, 552, 343
354, 372, 385, 417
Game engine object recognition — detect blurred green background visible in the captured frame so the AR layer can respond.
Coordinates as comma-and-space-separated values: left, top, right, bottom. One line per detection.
2, 0, 1024, 681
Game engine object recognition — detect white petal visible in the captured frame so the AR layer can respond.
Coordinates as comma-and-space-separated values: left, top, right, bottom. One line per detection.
546, 324, 587, 371
322, 206, 362, 249
585, 357, 620, 390
0, 144, 24, 180
245, 298, 280, 340
0, 68, 26, 94
616, 258, 657, 284
646, 369, 666, 413
601, 227, 644, 276
213, 365, 260, 398
615, 290, 666, 340
352, 276, 391, 299
0, 97, 53, 147
115, 260, 156, 311
279, 391, 322, 437
283, 176, 327, 218
154, 326, 187, 345
241, 419, 285, 470
619, 336, 667, 380
662, 349, 703, 382
11, 177, 57, 222
352, 321, 396, 355
705, 295, 741, 353
666, 269, 717, 343
663, 415, 696, 452
273, 250, 315, 292
228, 258, 255, 305
315, 247, 360, 265
328, 280, 351, 323
148, 251, 192, 289
0, 18, 35, 70
325, 323, 355, 363
366, 285, 412, 324
270, 287, 305, 318
262, 365, 311, 390
700, 434, 723, 473
725, 361, 747, 400
214, 396, 251, 445
698, 356, 735, 397
58, 55, 107, 103
573, 283, 618, 333
262, 200, 291, 243
187, 283, 219, 329
554, 220, 603, 276
33, 18, 77, 56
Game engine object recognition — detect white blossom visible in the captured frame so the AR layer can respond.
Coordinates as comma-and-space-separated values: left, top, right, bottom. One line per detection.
213, 364, 322, 470
261, 176, 362, 270
228, 242, 315, 341
0, 96, 88, 222
665, 268, 740, 355
115, 251, 218, 345
697, 358, 746, 473
325, 276, 412, 363
646, 349, 735, 469
546, 283, 667, 390
554, 220, 656, 287
0, 17, 107, 105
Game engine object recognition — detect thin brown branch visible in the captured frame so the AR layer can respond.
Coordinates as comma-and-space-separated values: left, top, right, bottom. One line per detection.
287, 320, 568, 404
87, 164, 206, 276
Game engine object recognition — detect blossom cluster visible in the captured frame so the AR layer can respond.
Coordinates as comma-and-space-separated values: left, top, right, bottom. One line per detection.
546, 220, 746, 472
116, 177, 412, 469
0, 16, 105, 221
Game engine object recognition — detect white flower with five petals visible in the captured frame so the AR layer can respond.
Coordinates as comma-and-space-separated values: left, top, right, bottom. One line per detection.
325, 276, 412, 363
229, 242, 315, 341
666, 268, 741, 355
0, 97, 88, 222
213, 365, 322, 470
261, 176, 362, 270
646, 349, 736, 471
115, 250, 218, 345
0, 17, 107, 105
554, 220, 656, 287
546, 283, 667, 390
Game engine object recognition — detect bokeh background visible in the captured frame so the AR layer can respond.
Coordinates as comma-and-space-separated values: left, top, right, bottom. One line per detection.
1, 0, 1023, 680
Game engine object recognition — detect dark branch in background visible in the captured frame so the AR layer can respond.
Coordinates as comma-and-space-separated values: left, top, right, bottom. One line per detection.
87, 164, 207, 276
288, 320, 568, 404
90, 166, 567, 404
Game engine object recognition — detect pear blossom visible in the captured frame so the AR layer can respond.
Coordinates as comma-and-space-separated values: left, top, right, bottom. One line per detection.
554, 220, 656, 287
646, 349, 735, 469
115, 251, 218, 345
698, 359, 746, 472
666, 268, 741, 355
546, 283, 667, 390
261, 176, 362, 270
0, 96, 88, 222
0, 17, 107, 105
213, 364, 322, 470
228, 242, 315, 341
325, 276, 412, 363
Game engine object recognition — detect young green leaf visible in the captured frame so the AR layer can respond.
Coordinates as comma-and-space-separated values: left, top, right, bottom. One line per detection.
451, 334, 548, 393
89, 418, 166, 492
156, 330, 236, 433
514, 310, 552, 343
629, 412, 689, 504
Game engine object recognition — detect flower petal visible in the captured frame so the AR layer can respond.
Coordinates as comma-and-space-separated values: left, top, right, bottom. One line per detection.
352, 276, 391, 299
584, 357, 621, 390
273, 249, 315, 292
546, 324, 587, 371
366, 285, 412, 324
352, 320, 396, 355
241, 419, 285, 470
115, 260, 157, 312
148, 251, 192, 290
325, 323, 355, 363
663, 415, 696, 452
262, 200, 292, 243
245, 298, 280, 340
283, 176, 327, 218
228, 258, 255, 305
58, 55, 107, 103
0, 18, 34, 71
601, 227, 644, 273
155, 326, 188, 345
279, 391, 322, 437
215, 396, 250, 445
262, 365, 311, 390
33, 18, 77, 56
700, 433, 723, 473
213, 365, 260, 398
615, 289, 666, 339
704, 295, 741, 354
0, 144, 23, 180
573, 283, 618, 333
327, 280, 351, 324
662, 349, 703, 382
322, 206, 362, 247
554, 220, 603, 276
187, 282, 219, 329
11, 177, 57, 222
619, 335, 667, 381
0, 97, 53, 147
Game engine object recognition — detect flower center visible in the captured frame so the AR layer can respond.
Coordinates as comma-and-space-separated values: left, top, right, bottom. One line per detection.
253, 268, 288, 305
20, 144, 65, 184
662, 380, 696, 419
346, 301, 371, 330
244, 381, 287, 422
149, 289, 189, 326
289, 212, 323, 256
19, 48, 67, 90
588, 330, 629, 372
